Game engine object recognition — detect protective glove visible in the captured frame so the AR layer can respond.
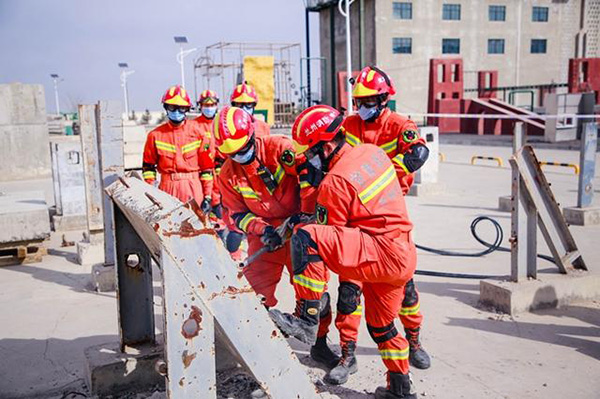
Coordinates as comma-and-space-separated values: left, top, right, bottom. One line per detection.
200, 197, 212, 214
260, 226, 283, 252
288, 213, 316, 227
212, 203, 223, 220
226, 230, 244, 253
297, 159, 325, 188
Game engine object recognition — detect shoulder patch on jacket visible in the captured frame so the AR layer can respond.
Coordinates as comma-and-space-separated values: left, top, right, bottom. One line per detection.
402, 129, 419, 144
316, 204, 328, 225
280, 149, 295, 167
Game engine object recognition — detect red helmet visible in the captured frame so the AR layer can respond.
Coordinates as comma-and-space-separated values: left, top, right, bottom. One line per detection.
213, 106, 255, 154
198, 89, 219, 105
291, 105, 343, 155
162, 85, 192, 107
352, 66, 396, 98
230, 82, 258, 104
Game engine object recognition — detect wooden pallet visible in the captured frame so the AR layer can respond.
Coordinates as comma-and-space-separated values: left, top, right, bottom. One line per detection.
0, 240, 48, 267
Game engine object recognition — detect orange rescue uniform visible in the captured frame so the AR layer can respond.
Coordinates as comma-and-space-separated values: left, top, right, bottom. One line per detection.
218, 135, 299, 307
142, 120, 214, 204
294, 143, 417, 375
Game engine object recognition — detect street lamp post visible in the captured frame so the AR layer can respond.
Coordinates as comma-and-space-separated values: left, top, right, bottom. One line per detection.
174, 36, 197, 88
50, 74, 61, 115
119, 63, 135, 119
339, 0, 355, 114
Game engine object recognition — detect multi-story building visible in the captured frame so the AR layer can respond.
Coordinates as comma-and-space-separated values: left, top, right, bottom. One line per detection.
310, 0, 599, 113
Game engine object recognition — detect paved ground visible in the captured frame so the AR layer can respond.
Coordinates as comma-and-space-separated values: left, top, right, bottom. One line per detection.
0, 142, 599, 398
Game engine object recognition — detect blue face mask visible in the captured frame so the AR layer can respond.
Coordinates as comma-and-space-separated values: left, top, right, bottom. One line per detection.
241, 105, 255, 115
232, 145, 255, 164
167, 109, 186, 123
201, 106, 217, 119
358, 105, 379, 121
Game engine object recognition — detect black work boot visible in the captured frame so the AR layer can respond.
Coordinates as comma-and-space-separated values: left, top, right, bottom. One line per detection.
405, 328, 431, 369
325, 341, 358, 385
269, 299, 321, 345
310, 336, 340, 369
374, 372, 417, 399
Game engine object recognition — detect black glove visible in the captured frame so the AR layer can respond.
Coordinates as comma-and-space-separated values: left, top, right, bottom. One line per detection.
288, 213, 315, 227
226, 230, 244, 253
212, 203, 223, 219
297, 159, 325, 188
260, 226, 283, 252
200, 197, 212, 214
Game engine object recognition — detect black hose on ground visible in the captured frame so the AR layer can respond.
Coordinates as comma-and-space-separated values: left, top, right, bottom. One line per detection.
414, 216, 555, 279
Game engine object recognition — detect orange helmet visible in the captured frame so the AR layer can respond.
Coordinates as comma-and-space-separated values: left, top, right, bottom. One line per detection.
213, 106, 255, 154
230, 82, 258, 104
291, 105, 343, 155
352, 66, 396, 98
198, 89, 219, 105
162, 85, 192, 107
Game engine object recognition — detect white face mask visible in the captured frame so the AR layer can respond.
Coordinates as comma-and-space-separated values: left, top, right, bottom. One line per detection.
232, 146, 255, 164
358, 105, 379, 121
241, 105, 255, 115
201, 106, 217, 119
308, 154, 322, 170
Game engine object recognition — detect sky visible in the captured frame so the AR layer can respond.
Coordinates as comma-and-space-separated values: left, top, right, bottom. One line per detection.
0, 0, 320, 113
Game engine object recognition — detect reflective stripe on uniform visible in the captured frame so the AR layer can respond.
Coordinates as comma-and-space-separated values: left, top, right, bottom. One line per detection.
300, 181, 311, 189
234, 186, 260, 200
379, 348, 409, 360
155, 140, 177, 153
379, 138, 398, 154
350, 305, 363, 316
273, 164, 285, 184
293, 274, 326, 293
238, 213, 257, 232
200, 171, 213, 181
358, 165, 396, 204
392, 153, 410, 174
345, 131, 361, 147
142, 171, 156, 179
182, 140, 202, 154
399, 303, 420, 316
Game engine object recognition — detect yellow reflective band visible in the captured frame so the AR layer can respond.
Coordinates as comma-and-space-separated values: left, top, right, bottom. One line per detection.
142, 171, 156, 179
392, 153, 410, 174
182, 140, 202, 154
300, 181, 311, 189
155, 140, 177, 153
399, 303, 420, 316
345, 131, 361, 147
358, 165, 395, 204
200, 172, 213, 181
274, 164, 285, 184
379, 348, 409, 360
293, 274, 326, 293
379, 138, 398, 154
235, 186, 260, 200
350, 305, 363, 316
238, 213, 257, 232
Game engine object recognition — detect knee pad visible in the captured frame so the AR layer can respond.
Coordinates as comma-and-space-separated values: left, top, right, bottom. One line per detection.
291, 228, 321, 275
320, 292, 331, 319
402, 279, 419, 308
367, 321, 398, 344
337, 282, 362, 315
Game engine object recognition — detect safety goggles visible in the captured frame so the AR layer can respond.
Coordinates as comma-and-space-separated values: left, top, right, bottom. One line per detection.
165, 104, 190, 112
232, 102, 256, 109
354, 96, 379, 109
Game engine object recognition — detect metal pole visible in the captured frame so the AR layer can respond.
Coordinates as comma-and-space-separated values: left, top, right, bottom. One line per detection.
121, 72, 129, 118
359, 0, 364, 68
329, 4, 337, 108
305, 8, 312, 107
53, 78, 60, 115
342, 0, 354, 114
577, 122, 597, 208
179, 45, 185, 87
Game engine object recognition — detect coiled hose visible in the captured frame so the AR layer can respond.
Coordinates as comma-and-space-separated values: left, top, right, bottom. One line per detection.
414, 216, 555, 279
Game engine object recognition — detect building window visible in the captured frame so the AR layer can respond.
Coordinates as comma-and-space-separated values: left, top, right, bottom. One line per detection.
532, 6, 549, 22
488, 39, 505, 54
531, 39, 547, 53
393, 37, 412, 54
442, 38, 460, 54
443, 4, 461, 20
489, 5, 506, 21
393, 2, 412, 19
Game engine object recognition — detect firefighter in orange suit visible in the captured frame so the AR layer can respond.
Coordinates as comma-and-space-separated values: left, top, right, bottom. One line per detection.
215, 106, 300, 307
269, 105, 418, 399
142, 85, 214, 214
315, 67, 431, 384
230, 82, 270, 137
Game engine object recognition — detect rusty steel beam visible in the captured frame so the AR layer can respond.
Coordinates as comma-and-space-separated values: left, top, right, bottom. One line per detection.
106, 175, 320, 399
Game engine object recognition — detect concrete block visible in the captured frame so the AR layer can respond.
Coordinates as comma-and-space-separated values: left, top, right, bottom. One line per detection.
480, 272, 600, 315
0, 83, 47, 126
415, 126, 439, 184
407, 182, 445, 197
563, 206, 600, 226
0, 124, 51, 181
84, 341, 164, 398
91, 263, 116, 292
498, 195, 512, 212
77, 240, 105, 265
52, 214, 88, 231
0, 191, 50, 243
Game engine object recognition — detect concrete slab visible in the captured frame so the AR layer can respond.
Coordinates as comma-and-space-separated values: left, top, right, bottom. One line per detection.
77, 240, 104, 265
91, 263, 116, 292
407, 182, 445, 197
480, 272, 600, 315
563, 206, 600, 226
52, 214, 88, 231
0, 190, 50, 243
498, 195, 512, 212
84, 341, 164, 398
0, 83, 47, 125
